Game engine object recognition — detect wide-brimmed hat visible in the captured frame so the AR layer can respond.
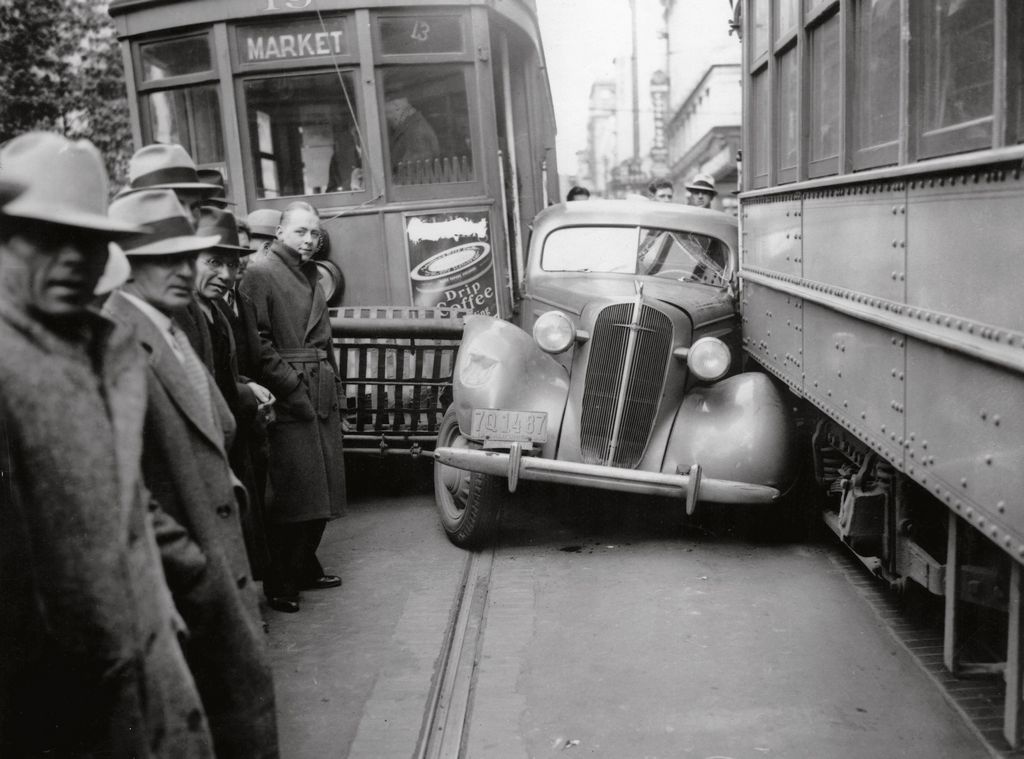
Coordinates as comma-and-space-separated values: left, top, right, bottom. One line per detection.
109, 189, 220, 257
197, 168, 235, 207
246, 208, 282, 239
0, 132, 141, 237
197, 207, 250, 254
123, 144, 221, 195
685, 173, 718, 195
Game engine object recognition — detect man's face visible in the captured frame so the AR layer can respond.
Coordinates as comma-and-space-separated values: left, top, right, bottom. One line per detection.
0, 223, 108, 320
277, 209, 321, 263
653, 186, 674, 203
174, 190, 204, 230
195, 249, 239, 300
128, 253, 198, 314
690, 190, 715, 209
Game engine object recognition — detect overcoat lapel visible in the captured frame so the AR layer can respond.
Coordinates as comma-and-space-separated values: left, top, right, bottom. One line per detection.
105, 292, 227, 452
303, 280, 326, 344
100, 323, 149, 532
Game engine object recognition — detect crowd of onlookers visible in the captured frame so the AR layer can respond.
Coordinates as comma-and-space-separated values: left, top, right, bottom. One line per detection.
0, 131, 347, 757
565, 172, 720, 206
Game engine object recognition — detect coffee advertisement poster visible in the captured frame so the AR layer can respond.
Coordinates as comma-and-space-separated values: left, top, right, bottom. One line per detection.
405, 210, 498, 315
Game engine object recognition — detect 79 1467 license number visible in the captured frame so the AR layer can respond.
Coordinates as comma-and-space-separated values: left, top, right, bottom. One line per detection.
470, 408, 548, 443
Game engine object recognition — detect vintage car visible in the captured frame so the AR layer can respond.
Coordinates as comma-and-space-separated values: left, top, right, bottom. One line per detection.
433, 199, 797, 547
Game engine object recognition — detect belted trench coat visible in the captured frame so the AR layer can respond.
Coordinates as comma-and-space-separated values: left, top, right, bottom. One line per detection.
0, 300, 215, 757
104, 291, 279, 759
240, 241, 346, 523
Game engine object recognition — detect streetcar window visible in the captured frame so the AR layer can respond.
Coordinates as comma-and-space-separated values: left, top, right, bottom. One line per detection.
381, 66, 473, 186
139, 35, 212, 81
750, 0, 769, 61
243, 72, 363, 198
141, 85, 224, 165
777, 48, 798, 181
378, 15, 464, 56
775, 0, 799, 40
852, 0, 900, 167
918, 0, 994, 157
750, 70, 769, 188
808, 14, 840, 173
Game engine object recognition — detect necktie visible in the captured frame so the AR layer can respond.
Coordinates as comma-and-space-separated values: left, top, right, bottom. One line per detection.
224, 289, 239, 317
169, 323, 213, 424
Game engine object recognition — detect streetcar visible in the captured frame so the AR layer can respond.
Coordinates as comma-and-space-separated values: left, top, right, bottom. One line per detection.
735, 0, 1024, 746
108, 0, 558, 454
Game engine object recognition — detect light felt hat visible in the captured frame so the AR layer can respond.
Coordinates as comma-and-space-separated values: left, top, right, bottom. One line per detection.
123, 143, 221, 195
246, 208, 282, 239
197, 207, 250, 254
0, 132, 141, 236
685, 173, 718, 195
109, 189, 220, 257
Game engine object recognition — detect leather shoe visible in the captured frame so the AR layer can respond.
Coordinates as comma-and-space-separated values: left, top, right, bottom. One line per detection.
301, 574, 342, 590
266, 595, 300, 613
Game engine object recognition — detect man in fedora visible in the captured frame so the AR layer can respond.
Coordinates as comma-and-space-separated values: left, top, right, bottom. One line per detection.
185, 206, 275, 581
686, 172, 719, 209
103, 189, 279, 759
122, 143, 221, 228
246, 208, 282, 253
240, 200, 346, 613
0, 132, 216, 756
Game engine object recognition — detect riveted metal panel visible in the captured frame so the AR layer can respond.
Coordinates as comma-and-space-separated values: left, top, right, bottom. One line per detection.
741, 281, 803, 390
907, 172, 1024, 333
802, 303, 906, 466
742, 198, 802, 277
802, 188, 906, 300
905, 338, 1024, 553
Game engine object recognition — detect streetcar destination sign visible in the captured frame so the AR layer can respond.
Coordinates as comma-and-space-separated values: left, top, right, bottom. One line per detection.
239, 17, 349, 62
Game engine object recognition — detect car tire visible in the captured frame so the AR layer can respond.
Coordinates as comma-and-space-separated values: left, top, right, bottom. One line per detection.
434, 405, 504, 549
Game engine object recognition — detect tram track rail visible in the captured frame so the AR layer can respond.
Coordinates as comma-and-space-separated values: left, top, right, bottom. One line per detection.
416, 547, 496, 759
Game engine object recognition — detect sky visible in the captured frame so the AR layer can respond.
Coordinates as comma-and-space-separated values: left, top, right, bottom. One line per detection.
536, 0, 653, 166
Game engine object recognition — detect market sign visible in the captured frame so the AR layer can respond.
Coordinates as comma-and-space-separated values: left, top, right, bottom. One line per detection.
239, 16, 349, 63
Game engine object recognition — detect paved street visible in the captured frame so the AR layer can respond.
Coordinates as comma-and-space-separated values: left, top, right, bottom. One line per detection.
270, 475, 990, 758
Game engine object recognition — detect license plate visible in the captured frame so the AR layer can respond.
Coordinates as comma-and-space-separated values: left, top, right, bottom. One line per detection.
471, 409, 548, 443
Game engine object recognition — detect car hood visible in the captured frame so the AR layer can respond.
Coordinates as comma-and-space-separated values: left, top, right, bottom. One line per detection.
525, 273, 735, 327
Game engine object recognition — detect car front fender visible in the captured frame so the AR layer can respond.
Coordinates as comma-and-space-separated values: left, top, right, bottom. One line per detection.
453, 315, 570, 457
662, 372, 797, 491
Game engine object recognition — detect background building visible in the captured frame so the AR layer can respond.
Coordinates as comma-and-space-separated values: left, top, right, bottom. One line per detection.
663, 0, 742, 212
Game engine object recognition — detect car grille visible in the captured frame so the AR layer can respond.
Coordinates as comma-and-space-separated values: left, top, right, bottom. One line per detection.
580, 303, 673, 467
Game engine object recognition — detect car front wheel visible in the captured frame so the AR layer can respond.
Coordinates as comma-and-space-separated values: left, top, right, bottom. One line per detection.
434, 405, 503, 549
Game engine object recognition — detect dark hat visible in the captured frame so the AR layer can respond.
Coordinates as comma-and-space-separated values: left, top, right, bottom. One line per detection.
123, 143, 221, 196
196, 168, 235, 207
196, 207, 250, 254
109, 189, 220, 257
1, 132, 141, 237
685, 173, 718, 195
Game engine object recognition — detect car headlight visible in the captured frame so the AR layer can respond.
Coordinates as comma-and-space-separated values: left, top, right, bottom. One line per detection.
533, 310, 576, 354
687, 337, 731, 381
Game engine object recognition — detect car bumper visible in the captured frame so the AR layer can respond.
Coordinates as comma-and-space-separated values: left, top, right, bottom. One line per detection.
434, 445, 781, 511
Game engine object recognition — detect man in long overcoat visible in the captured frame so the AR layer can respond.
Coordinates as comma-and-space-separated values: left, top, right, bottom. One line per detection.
103, 189, 279, 759
240, 200, 346, 613
0, 132, 216, 757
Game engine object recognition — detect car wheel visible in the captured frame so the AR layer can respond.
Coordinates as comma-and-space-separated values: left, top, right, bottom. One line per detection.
434, 406, 503, 549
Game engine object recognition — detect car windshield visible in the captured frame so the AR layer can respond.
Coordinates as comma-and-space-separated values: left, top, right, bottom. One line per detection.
541, 225, 730, 286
